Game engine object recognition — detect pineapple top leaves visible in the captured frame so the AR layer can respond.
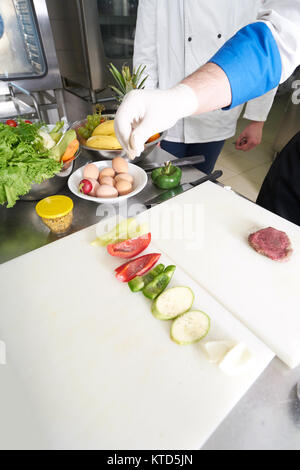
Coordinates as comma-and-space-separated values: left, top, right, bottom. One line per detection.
109, 63, 148, 102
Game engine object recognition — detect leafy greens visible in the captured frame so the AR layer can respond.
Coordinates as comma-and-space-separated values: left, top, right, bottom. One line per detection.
0, 121, 62, 208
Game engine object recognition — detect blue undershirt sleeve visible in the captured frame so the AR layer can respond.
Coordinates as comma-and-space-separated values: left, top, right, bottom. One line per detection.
209, 22, 282, 109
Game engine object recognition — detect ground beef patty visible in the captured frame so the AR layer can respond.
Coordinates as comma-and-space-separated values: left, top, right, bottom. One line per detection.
248, 227, 292, 261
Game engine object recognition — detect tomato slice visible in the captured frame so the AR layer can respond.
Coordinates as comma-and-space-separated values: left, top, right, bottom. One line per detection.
115, 253, 161, 282
6, 119, 17, 127
24, 120, 32, 124
107, 233, 151, 259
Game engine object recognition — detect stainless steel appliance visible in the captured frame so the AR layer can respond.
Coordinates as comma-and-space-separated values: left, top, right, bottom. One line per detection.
46, 0, 139, 105
0, 0, 64, 121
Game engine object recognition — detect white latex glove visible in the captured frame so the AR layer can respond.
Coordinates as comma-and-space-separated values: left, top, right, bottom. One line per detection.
114, 84, 198, 160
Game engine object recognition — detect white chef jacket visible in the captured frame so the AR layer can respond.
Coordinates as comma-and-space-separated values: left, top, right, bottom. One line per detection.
134, 0, 278, 144
258, 0, 300, 84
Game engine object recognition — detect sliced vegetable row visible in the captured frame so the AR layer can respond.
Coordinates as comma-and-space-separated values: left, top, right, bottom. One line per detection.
92, 218, 254, 374
92, 218, 211, 345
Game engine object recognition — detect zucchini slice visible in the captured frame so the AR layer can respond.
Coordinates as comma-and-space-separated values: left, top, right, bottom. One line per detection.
171, 310, 210, 345
151, 286, 194, 320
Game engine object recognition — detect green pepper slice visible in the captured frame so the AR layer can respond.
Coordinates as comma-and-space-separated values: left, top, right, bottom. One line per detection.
128, 264, 165, 293
143, 265, 176, 300
151, 161, 182, 190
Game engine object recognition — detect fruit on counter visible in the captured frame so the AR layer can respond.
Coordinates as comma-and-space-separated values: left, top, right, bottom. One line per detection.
112, 157, 128, 174
128, 264, 165, 292
201, 341, 236, 364
151, 287, 194, 320
86, 134, 122, 150
49, 129, 78, 162
151, 161, 182, 190
79, 179, 93, 195
248, 227, 293, 261
170, 310, 210, 345
107, 232, 151, 259
218, 343, 253, 376
143, 265, 176, 300
83, 163, 100, 180
6, 119, 17, 127
92, 119, 115, 136
91, 218, 149, 247
77, 111, 104, 141
109, 63, 148, 103
115, 253, 161, 282
95, 184, 118, 199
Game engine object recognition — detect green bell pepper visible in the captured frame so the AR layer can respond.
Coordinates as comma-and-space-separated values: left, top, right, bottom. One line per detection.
128, 263, 165, 293
151, 161, 182, 190
143, 265, 176, 300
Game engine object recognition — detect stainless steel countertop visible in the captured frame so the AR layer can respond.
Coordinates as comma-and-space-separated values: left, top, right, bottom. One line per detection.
0, 146, 299, 450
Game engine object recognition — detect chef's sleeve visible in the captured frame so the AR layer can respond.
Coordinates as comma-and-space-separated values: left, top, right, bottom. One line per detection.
209, 1, 300, 109
133, 0, 158, 89
243, 87, 277, 122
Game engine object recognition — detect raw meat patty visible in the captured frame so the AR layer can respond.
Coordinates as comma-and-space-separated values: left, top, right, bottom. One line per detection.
248, 227, 292, 261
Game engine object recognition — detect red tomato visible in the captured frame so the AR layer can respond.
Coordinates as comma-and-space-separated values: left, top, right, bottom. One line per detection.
24, 120, 32, 124
115, 253, 161, 282
6, 119, 17, 127
107, 233, 151, 259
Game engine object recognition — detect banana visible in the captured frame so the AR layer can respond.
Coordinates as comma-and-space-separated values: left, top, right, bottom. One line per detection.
92, 119, 115, 136
86, 134, 122, 150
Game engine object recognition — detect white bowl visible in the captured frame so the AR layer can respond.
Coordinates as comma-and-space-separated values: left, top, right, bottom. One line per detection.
68, 161, 148, 204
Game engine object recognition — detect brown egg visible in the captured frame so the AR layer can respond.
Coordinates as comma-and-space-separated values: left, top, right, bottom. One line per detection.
114, 173, 134, 185
99, 167, 115, 179
86, 178, 100, 197
112, 157, 129, 174
99, 176, 114, 186
115, 180, 132, 196
83, 163, 99, 180
96, 184, 118, 199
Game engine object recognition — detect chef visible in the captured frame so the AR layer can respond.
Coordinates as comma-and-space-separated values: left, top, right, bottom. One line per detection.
133, 0, 277, 174
115, 0, 300, 160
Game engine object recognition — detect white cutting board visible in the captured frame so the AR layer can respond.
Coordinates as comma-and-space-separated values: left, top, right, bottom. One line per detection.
145, 182, 300, 369
0, 224, 273, 450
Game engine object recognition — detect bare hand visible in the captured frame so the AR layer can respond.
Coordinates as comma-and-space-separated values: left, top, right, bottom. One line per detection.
235, 121, 264, 152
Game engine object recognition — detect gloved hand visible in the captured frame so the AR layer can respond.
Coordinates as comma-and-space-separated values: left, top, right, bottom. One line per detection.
114, 84, 198, 159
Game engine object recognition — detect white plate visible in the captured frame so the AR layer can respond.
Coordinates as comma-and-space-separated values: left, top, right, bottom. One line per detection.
68, 161, 148, 204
